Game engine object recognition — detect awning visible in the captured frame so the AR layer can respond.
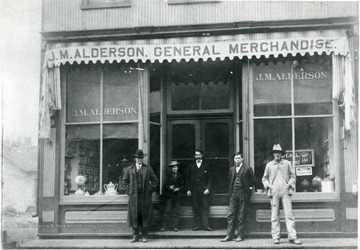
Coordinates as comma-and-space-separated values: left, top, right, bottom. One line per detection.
44, 29, 349, 68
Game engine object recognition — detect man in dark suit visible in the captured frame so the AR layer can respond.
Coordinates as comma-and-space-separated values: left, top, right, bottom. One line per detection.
122, 149, 159, 243
185, 149, 213, 231
221, 152, 256, 242
160, 160, 184, 232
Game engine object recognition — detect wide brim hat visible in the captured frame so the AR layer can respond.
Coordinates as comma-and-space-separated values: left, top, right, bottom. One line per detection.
168, 160, 180, 168
132, 149, 147, 158
269, 144, 286, 155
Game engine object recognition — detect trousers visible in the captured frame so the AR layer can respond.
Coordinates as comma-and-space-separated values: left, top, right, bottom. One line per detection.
192, 185, 210, 228
270, 174, 297, 240
226, 190, 248, 238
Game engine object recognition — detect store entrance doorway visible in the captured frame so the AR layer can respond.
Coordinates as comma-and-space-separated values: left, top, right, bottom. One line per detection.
167, 118, 233, 197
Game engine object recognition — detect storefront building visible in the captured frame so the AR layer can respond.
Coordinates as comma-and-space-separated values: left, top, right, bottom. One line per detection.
38, 0, 358, 237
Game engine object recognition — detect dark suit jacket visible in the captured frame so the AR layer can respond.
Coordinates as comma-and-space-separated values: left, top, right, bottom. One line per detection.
185, 161, 212, 192
228, 164, 256, 203
164, 172, 184, 199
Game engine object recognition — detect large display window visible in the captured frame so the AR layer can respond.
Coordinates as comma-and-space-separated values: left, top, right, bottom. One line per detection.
61, 62, 143, 200
250, 54, 337, 196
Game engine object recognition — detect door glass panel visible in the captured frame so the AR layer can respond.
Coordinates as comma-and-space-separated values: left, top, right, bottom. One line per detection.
204, 121, 230, 195
205, 122, 229, 157
208, 159, 229, 194
171, 124, 195, 159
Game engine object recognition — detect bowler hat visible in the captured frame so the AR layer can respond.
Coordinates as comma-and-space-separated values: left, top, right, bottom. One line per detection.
168, 160, 180, 168
132, 149, 147, 158
269, 144, 286, 155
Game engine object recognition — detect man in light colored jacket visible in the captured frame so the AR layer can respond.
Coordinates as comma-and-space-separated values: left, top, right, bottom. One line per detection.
262, 144, 301, 245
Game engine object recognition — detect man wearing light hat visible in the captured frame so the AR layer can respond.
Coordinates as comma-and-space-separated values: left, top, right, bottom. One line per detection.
262, 144, 301, 245
122, 149, 159, 243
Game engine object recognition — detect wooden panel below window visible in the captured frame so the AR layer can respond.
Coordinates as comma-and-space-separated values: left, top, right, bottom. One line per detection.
256, 208, 335, 222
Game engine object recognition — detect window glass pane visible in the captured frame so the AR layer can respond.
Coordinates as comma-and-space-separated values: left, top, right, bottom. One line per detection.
294, 118, 333, 192
253, 119, 292, 191
171, 124, 195, 159
171, 82, 200, 110
103, 123, 138, 139
253, 61, 291, 116
64, 125, 100, 195
150, 63, 162, 123
66, 68, 101, 123
103, 64, 139, 122
294, 58, 332, 115
201, 81, 230, 109
169, 59, 233, 111
103, 137, 137, 195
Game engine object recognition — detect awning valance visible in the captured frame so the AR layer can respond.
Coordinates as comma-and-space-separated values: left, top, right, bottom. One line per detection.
44, 29, 349, 68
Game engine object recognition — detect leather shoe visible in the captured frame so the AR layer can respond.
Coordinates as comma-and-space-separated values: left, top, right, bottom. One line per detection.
235, 236, 243, 242
130, 237, 139, 243
142, 237, 148, 243
204, 226, 213, 231
273, 239, 280, 244
221, 236, 233, 242
289, 239, 302, 245
192, 226, 201, 231
173, 227, 178, 232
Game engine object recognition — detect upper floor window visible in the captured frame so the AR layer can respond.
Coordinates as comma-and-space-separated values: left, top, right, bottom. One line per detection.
81, 0, 131, 9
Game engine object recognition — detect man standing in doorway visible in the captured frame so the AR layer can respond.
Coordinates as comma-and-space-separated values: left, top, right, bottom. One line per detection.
262, 144, 301, 245
185, 149, 213, 231
122, 149, 159, 243
221, 152, 256, 242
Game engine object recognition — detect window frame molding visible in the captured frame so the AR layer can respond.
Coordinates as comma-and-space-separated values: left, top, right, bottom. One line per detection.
80, 0, 131, 10
167, 0, 220, 5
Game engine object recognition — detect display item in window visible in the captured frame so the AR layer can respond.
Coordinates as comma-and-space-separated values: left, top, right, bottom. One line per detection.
262, 144, 301, 245
74, 175, 86, 195
104, 182, 119, 195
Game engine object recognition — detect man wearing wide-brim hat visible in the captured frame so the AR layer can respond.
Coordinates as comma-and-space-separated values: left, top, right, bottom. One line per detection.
262, 144, 301, 245
160, 160, 184, 232
122, 149, 159, 243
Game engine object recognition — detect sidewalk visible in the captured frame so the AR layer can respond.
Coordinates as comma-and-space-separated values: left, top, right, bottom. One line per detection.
17, 237, 358, 249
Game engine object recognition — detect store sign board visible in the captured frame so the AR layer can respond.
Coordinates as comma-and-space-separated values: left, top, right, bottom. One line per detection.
295, 166, 313, 176
44, 36, 348, 68
284, 149, 315, 167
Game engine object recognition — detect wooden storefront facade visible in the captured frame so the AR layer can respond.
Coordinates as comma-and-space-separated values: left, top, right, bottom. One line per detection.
38, 0, 358, 237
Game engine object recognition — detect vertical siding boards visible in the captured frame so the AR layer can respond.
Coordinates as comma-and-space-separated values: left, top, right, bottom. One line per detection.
42, 0, 357, 32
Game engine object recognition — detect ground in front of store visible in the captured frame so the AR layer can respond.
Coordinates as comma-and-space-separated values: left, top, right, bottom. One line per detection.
2, 211, 358, 249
